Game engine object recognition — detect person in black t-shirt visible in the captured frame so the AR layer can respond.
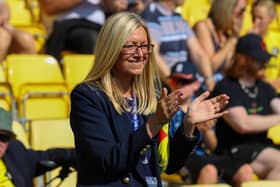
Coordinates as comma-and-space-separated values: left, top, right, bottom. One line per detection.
212, 33, 280, 180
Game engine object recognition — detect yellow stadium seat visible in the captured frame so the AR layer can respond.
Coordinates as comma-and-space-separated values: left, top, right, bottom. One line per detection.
161, 172, 184, 186
240, 0, 254, 36
6, 54, 70, 126
241, 180, 280, 187
24, 0, 41, 23
177, 0, 211, 27
12, 120, 29, 148
263, 29, 280, 94
7, 0, 33, 26
0, 64, 15, 114
7, 0, 47, 53
30, 118, 76, 187
268, 124, 280, 144
62, 54, 95, 91
16, 23, 47, 53
181, 184, 231, 187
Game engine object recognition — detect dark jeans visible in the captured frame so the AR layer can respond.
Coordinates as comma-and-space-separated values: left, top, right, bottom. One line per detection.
45, 18, 101, 61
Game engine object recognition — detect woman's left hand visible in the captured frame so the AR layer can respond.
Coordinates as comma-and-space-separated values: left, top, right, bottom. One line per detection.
183, 91, 229, 135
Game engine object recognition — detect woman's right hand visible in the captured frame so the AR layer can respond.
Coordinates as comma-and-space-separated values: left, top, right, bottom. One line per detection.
146, 88, 184, 138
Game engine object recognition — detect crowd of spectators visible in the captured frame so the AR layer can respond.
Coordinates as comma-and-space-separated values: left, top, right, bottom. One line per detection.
2, 0, 280, 186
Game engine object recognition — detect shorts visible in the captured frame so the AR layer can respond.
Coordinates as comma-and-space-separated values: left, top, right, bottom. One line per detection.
185, 153, 244, 183
226, 142, 280, 163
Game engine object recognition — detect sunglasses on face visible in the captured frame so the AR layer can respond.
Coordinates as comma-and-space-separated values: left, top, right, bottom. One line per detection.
172, 78, 195, 85
0, 134, 13, 142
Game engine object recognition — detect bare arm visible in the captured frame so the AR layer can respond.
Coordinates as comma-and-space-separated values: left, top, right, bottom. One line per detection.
194, 20, 237, 72
39, 0, 82, 15
187, 36, 215, 90
203, 128, 217, 152
224, 104, 280, 134
270, 97, 280, 114
152, 41, 172, 81
0, 1, 10, 25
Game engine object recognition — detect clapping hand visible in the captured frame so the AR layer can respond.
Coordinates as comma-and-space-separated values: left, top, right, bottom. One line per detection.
183, 91, 229, 131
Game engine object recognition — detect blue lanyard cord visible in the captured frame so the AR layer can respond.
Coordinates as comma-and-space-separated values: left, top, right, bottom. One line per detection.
132, 113, 139, 131
127, 97, 139, 131
127, 97, 154, 181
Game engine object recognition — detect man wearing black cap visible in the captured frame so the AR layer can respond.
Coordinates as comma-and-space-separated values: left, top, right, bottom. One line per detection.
0, 108, 76, 187
212, 33, 280, 180
169, 62, 254, 187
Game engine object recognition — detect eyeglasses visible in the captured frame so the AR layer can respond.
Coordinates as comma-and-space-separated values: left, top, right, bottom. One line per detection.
122, 44, 154, 54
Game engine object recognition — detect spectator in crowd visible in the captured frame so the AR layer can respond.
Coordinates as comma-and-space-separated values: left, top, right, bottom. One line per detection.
140, 0, 215, 91
249, 0, 280, 94
168, 62, 254, 187
212, 33, 280, 180
193, 0, 246, 83
127, 0, 153, 14
70, 12, 229, 187
0, 107, 76, 187
0, 0, 36, 62
40, 0, 128, 61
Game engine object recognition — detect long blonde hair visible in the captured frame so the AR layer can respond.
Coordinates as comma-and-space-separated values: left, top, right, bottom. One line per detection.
208, 0, 239, 35
85, 12, 161, 115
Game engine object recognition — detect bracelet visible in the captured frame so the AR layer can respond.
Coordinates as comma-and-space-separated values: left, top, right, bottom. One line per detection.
205, 76, 214, 81
182, 132, 197, 141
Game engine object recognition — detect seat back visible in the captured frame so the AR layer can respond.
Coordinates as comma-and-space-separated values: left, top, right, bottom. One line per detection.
30, 118, 76, 187
12, 120, 29, 148
6, 54, 70, 124
241, 180, 280, 187
7, 0, 33, 26
62, 54, 95, 91
181, 184, 231, 187
0, 65, 14, 113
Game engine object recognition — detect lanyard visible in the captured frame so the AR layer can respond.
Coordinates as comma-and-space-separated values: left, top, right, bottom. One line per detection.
127, 97, 139, 131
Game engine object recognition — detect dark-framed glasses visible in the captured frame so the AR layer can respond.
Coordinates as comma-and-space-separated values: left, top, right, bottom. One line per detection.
122, 44, 154, 54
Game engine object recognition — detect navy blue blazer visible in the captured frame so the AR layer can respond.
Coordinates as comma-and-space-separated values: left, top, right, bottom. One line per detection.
4, 140, 76, 187
70, 82, 199, 187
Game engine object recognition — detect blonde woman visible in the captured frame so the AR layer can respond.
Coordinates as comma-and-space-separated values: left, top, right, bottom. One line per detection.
70, 12, 229, 187
249, 0, 280, 93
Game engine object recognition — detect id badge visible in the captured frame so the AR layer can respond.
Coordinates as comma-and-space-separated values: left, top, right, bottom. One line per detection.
145, 176, 158, 187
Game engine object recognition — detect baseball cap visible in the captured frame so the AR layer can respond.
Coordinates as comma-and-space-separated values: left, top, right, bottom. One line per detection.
0, 108, 16, 141
236, 33, 272, 63
170, 62, 198, 85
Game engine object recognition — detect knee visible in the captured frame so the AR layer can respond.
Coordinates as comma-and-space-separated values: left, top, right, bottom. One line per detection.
0, 28, 12, 49
14, 30, 36, 53
234, 164, 254, 182
201, 164, 218, 178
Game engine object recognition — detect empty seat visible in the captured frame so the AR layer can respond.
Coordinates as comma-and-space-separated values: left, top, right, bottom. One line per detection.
12, 120, 29, 148
6, 54, 70, 126
0, 64, 15, 114
30, 118, 76, 187
62, 54, 95, 91
7, 0, 33, 26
